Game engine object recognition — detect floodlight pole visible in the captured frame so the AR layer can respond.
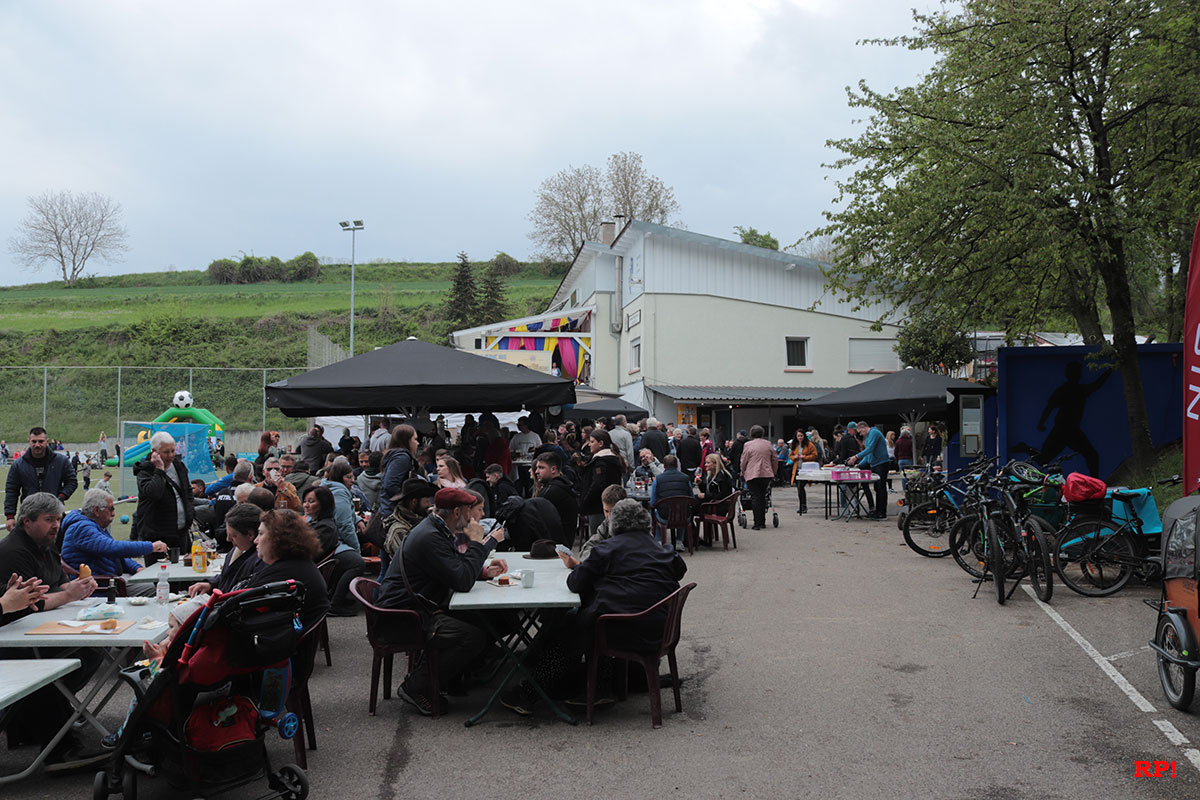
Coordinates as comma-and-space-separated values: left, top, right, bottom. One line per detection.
339, 220, 365, 356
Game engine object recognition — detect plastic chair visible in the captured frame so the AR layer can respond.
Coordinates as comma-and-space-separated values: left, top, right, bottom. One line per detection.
651, 496, 700, 554
61, 559, 127, 597
284, 615, 325, 769
349, 577, 439, 717
586, 582, 697, 728
696, 492, 739, 551
315, 557, 336, 667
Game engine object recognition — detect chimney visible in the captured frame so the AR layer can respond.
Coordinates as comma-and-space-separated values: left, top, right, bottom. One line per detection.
600, 220, 616, 246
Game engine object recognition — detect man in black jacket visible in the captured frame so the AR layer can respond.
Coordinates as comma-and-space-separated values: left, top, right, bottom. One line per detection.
640, 417, 669, 462
376, 487, 508, 715
728, 430, 748, 480
649, 455, 695, 551
132, 431, 194, 557
675, 426, 703, 477
483, 463, 520, 511
296, 425, 333, 474
4, 427, 77, 532
533, 452, 579, 545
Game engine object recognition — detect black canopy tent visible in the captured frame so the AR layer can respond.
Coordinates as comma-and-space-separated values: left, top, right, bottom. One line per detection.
564, 397, 649, 422
799, 368, 987, 424
265, 339, 577, 416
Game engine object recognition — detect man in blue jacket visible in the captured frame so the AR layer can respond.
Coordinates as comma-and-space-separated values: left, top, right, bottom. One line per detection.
4, 427, 77, 532
61, 489, 167, 593
649, 455, 695, 551
848, 420, 890, 520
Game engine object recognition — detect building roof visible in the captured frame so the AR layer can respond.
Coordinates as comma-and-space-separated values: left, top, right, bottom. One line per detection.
647, 384, 838, 403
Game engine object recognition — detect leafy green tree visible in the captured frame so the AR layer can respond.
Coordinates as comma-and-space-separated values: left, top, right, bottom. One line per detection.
816, 0, 1200, 478
476, 262, 510, 325
444, 251, 480, 328
895, 309, 976, 375
489, 251, 522, 277
734, 226, 779, 251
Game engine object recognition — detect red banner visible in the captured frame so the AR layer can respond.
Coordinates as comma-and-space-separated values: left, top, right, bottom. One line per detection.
1185, 214, 1200, 496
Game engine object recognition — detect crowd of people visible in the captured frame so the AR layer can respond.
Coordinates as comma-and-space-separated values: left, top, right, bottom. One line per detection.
0, 411, 948, 768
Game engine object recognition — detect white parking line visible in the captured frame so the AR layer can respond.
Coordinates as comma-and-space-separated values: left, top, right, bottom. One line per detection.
1022, 585, 1199, 776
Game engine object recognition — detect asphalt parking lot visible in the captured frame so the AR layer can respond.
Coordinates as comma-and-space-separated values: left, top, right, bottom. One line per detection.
3, 488, 1197, 799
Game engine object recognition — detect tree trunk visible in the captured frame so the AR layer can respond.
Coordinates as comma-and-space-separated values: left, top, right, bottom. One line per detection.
1099, 235, 1156, 479
1168, 246, 1187, 343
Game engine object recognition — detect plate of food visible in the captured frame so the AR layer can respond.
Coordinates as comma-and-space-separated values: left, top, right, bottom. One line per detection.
487, 574, 520, 587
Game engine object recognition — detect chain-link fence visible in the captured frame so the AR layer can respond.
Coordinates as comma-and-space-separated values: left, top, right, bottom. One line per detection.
0, 366, 308, 445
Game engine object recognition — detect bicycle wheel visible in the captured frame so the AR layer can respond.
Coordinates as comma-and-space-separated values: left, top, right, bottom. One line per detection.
1156, 615, 1196, 711
1053, 518, 1135, 597
1009, 461, 1045, 482
1025, 523, 1053, 603
987, 520, 1007, 604
902, 500, 960, 558
949, 514, 986, 579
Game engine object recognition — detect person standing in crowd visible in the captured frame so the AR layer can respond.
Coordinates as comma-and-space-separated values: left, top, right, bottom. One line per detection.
0, 440, 9, 467
640, 417, 669, 462
78, 458, 92, 491
338, 427, 355, 456
578, 429, 625, 537
740, 425, 775, 530
132, 431, 195, 557
676, 426, 703, 478
847, 420, 890, 520
923, 426, 944, 468
95, 471, 113, 495
297, 424, 333, 474
895, 427, 915, 489
378, 425, 418, 518
728, 429, 748, 481
369, 419, 392, 453
97, 432, 107, 463
5, 427, 78, 532
788, 430, 818, 514
608, 415, 635, 477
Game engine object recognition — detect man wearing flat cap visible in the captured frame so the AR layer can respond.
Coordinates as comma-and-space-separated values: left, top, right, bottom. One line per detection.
376, 486, 508, 716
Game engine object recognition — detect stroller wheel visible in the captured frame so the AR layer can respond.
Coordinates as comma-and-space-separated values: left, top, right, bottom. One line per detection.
278, 712, 301, 740
275, 764, 309, 800
772, 513, 779, 528
122, 769, 137, 800
92, 771, 109, 800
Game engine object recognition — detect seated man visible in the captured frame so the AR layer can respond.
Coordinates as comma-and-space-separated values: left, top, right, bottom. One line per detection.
257, 457, 302, 511
483, 463, 519, 512
649, 455, 695, 551
382, 478, 438, 558
375, 487, 508, 716
61, 489, 167, 595
501, 499, 686, 715
0, 493, 106, 770
634, 448, 664, 481
533, 452, 578, 547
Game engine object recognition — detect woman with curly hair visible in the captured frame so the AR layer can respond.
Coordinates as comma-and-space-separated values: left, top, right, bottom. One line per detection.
253, 508, 330, 631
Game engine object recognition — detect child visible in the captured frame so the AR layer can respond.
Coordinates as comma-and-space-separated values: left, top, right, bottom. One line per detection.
96, 471, 113, 495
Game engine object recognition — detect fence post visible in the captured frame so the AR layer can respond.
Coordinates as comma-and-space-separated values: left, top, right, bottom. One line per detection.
189, 367, 193, 394
116, 366, 122, 437
262, 369, 267, 432
42, 366, 47, 429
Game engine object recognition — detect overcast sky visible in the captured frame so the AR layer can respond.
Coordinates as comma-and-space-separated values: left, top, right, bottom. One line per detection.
0, 0, 942, 286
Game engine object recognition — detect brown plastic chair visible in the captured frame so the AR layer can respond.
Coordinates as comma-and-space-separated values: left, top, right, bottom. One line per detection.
61, 559, 127, 597
651, 496, 700, 554
586, 582, 697, 728
285, 615, 325, 769
349, 576, 439, 717
696, 492, 739, 551
315, 557, 336, 667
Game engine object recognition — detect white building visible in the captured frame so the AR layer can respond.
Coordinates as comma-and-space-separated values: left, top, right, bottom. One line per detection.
451, 220, 904, 439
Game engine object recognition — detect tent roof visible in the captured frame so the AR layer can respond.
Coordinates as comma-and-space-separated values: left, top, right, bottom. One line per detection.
800, 368, 989, 419
565, 397, 649, 421
266, 339, 577, 416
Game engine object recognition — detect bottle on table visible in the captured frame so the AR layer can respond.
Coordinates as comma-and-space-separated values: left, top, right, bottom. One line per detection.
155, 563, 170, 605
191, 538, 207, 573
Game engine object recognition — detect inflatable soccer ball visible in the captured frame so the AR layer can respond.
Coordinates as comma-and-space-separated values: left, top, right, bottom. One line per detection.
172, 390, 194, 408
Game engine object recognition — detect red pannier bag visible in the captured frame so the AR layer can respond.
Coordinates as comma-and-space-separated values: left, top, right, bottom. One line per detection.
1063, 472, 1107, 502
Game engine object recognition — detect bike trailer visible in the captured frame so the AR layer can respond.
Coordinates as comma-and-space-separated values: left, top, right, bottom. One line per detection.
1150, 495, 1200, 711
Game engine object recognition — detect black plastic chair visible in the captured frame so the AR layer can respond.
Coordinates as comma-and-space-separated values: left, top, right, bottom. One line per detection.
349, 577, 439, 717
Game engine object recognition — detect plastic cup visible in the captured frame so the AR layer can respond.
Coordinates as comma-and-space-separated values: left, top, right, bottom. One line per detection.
169, 547, 180, 564
521, 570, 534, 588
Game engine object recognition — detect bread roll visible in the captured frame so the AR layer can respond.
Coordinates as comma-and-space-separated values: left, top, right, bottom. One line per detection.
78, 564, 92, 579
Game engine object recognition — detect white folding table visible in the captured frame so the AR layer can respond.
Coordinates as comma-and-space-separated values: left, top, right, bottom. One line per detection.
125, 561, 222, 587
448, 553, 580, 725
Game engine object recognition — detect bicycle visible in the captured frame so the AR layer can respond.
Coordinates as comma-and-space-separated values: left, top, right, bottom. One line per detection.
901, 463, 984, 558
1051, 477, 1178, 597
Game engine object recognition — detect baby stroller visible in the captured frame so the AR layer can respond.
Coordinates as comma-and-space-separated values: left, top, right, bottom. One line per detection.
736, 475, 779, 529
94, 581, 310, 800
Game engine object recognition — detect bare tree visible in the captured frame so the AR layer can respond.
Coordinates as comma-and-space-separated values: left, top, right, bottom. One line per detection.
605, 151, 679, 227
528, 152, 681, 261
787, 232, 839, 264
9, 190, 129, 286
527, 164, 605, 262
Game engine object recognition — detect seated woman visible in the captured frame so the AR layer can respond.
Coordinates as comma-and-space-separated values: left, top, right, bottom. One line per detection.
252, 509, 330, 633
187, 503, 264, 597
500, 499, 686, 716
302, 481, 364, 617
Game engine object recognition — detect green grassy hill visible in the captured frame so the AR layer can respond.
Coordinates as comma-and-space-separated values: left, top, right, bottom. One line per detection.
0, 260, 565, 441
